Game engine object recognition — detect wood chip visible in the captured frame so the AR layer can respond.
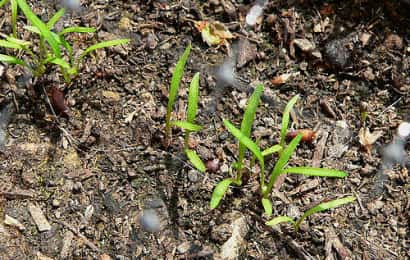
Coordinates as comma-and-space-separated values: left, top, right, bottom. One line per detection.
4, 214, 25, 231
312, 131, 329, 167
28, 203, 51, 232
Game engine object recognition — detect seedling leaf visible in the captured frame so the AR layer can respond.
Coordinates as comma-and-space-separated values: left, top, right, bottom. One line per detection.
47, 8, 65, 29
48, 57, 71, 69
223, 119, 264, 175
76, 39, 130, 68
283, 167, 347, 178
0, 39, 23, 49
59, 26, 96, 35
185, 149, 206, 173
295, 196, 356, 231
261, 198, 273, 217
10, 0, 17, 37
280, 95, 299, 146
0, 54, 30, 67
262, 144, 282, 157
17, 0, 61, 57
0, 0, 8, 8
266, 216, 296, 227
165, 44, 192, 140
187, 72, 200, 123
171, 120, 202, 131
265, 134, 302, 196
210, 178, 233, 209
238, 84, 263, 169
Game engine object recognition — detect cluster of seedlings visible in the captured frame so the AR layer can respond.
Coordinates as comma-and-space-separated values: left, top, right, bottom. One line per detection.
166, 44, 356, 231
0, 0, 129, 85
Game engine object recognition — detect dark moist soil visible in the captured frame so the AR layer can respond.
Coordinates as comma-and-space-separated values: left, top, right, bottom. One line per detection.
0, 0, 409, 259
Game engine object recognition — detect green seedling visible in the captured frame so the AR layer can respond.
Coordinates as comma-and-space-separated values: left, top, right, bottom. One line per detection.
165, 48, 205, 172
210, 88, 353, 230
0, 0, 129, 83
0, 0, 18, 37
266, 196, 356, 231
165, 43, 191, 144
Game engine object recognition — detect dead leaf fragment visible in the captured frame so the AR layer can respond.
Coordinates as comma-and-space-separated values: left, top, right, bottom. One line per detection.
358, 127, 383, 154
102, 90, 121, 102
194, 21, 233, 46
270, 72, 299, 86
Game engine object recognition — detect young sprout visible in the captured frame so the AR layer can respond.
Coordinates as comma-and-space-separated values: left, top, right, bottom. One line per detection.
0, 0, 18, 37
165, 44, 191, 145
0, 0, 129, 83
266, 196, 356, 232
210, 87, 351, 228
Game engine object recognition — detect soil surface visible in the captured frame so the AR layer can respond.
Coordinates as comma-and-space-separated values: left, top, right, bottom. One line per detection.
0, 0, 409, 259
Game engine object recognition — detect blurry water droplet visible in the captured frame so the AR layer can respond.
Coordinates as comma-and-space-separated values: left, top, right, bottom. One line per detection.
246, 4, 264, 26
61, 0, 81, 10
397, 122, 410, 139
139, 209, 161, 233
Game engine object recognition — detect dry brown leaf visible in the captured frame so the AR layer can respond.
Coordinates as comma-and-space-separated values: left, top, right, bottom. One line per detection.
358, 127, 383, 154
194, 21, 233, 46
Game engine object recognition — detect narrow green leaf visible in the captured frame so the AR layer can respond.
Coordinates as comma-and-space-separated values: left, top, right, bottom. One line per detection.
238, 84, 264, 166
262, 144, 282, 157
280, 95, 299, 147
76, 39, 130, 68
171, 120, 202, 131
261, 198, 273, 217
266, 216, 296, 227
0, 0, 9, 8
210, 178, 233, 209
0, 39, 23, 49
5, 36, 31, 47
295, 196, 356, 231
187, 72, 200, 123
223, 119, 264, 175
283, 167, 348, 178
185, 149, 206, 173
265, 134, 302, 196
16, 0, 61, 57
47, 8, 65, 29
0, 54, 30, 67
24, 25, 40, 34
59, 26, 96, 35
165, 44, 191, 131
47, 57, 71, 69
10, 0, 17, 37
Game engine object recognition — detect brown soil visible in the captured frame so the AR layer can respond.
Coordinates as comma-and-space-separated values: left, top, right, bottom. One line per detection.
0, 0, 409, 259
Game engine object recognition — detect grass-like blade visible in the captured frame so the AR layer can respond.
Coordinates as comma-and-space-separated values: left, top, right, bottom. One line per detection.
0, 54, 30, 68
76, 39, 130, 68
223, 119, 264, 176
261, 198, 273, 217
171, 120, 202, 131
280, 95, 299, 147
294, 196, 356, 231
187, 72, 200, 123
0, 0, 9, 8
59, 26, 96, 35
266, 216, 296, 227
238, 84, 263, 170
10, 0, 17, 37
283, 167, 347, 178
185, 149, 206, 173
24, 25, 40, 34
48, 57, 71, 69
16, 0, 61, 57
210, 178, 233, 209
165, 43, 191, 140
262, 144, 282, 157
47, 7, 65, 29
265, 134, 302, 196
0, 39, 24, 49
5, 36, 31, 47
